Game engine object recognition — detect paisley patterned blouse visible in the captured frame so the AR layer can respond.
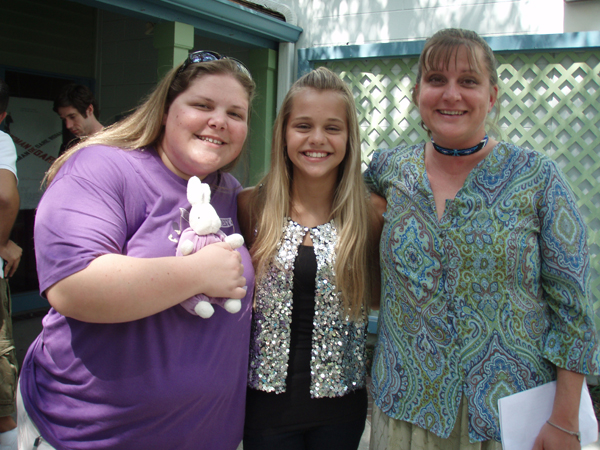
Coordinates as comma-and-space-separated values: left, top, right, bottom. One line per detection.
364, 141, 600, 442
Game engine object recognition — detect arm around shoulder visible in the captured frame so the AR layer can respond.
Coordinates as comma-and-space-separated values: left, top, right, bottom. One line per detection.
368, 193, 386, 310
46, 242, 247, 323
237, 187, 257, 248
370, 193, 386, 229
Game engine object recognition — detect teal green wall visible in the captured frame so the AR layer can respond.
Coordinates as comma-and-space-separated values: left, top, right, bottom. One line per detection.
245, 48, 277, 187
153, 22, 194, 80
0, 0, 96, 78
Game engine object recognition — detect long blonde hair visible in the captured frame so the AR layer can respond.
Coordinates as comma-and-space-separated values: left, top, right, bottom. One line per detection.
44, 57, 255, 186
249, 67, 372, 319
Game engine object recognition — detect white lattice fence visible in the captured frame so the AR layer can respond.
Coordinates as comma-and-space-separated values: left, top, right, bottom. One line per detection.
321, 51, 600, 325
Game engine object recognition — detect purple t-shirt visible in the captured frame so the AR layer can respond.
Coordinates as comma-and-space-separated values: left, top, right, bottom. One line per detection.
20, 145, 255, 450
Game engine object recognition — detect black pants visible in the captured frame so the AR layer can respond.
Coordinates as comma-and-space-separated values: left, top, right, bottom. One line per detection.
243, 417, 366, 450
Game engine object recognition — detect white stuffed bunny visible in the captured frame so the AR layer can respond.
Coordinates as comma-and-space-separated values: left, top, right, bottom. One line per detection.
176, 176, 245, 318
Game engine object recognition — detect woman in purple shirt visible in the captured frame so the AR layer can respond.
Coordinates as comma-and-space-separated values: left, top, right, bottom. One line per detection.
17, 53, 255, 450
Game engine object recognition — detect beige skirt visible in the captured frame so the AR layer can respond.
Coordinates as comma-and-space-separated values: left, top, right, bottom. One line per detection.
370, 397, 502, 450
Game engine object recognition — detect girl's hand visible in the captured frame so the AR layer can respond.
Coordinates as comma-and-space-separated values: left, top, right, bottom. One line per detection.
194, 242, 246, 300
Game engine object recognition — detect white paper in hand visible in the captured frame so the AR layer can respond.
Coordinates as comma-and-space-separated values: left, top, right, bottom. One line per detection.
498, 380, 598, 450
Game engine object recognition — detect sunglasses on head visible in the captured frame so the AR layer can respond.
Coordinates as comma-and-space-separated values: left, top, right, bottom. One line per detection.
177, 50, 252, 79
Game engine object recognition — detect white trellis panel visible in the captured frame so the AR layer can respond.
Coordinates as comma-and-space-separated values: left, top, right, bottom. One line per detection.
322, 51, 600, 325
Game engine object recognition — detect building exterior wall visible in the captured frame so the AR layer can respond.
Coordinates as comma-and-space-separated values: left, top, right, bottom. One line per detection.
275, 0, 600, 50
265, 0, 600, 324
318, 53, 600, 323
96, 10, 159, 125
564, 1, 600, 33
0, 0, 96, 78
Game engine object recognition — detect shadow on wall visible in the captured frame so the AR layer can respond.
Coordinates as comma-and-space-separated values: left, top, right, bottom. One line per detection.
295, 0, 526, 48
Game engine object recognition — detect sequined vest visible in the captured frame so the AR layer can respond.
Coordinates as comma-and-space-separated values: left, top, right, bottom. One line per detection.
248, 218, 367, 398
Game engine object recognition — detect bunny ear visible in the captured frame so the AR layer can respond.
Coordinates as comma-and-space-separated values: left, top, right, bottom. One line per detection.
187, 176, 212, 205
187, 176, 202, 205
199, 183, 212, 204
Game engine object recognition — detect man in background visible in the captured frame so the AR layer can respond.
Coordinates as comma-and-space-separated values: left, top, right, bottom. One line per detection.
53, 84, 103, 154
0, 78, 21, 450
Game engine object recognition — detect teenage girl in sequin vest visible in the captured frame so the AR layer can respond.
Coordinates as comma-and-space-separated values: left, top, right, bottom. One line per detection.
238, 67, 385, 450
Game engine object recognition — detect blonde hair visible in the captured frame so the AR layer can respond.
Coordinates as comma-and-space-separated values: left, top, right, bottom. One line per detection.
412, 28, 501, 137
44, 58, 255, 186
248, 67, 372, 319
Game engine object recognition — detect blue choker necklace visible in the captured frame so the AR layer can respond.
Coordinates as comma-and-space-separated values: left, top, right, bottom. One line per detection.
431, 135, 488, 156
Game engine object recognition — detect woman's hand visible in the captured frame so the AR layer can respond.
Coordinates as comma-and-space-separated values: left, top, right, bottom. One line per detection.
194, 242, 247, 300
532, 422, 580, 450
532, 368, 583, 450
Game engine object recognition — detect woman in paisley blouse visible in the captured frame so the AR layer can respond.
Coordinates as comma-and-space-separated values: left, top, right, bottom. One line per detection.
238, 67, 384, 450
364, 28, 600, 450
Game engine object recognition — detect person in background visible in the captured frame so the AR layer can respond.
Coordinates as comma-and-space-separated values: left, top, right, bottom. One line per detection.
365, 28, 599, 450
0, 79, 21, 450
17, 52, 255, 450
53, 84, 103, 153
239, 66, 385, 450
